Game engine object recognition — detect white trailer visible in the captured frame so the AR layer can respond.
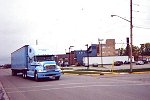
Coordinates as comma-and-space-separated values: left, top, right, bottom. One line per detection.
83, 56, 134, 65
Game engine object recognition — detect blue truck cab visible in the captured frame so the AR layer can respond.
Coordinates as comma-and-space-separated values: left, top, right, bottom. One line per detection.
11, 45, 62, 81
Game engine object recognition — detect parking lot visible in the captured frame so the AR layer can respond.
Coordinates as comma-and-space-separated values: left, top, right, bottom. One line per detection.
63, 63, 150, 71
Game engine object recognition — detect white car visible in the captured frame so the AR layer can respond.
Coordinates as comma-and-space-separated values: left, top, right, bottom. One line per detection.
136, 61, 144, 65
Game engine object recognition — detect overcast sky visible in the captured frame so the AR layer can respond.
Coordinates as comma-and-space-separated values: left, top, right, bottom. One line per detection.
0, 0, 150, 64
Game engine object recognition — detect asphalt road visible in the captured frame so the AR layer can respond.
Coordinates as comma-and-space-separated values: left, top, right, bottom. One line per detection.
0, 69, 150, 100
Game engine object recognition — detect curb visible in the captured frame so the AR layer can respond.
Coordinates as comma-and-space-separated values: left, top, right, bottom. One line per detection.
62, 70, 150, 76
132, 71, 150, 74
0, 82, 9, 100
62, 71, 117, 76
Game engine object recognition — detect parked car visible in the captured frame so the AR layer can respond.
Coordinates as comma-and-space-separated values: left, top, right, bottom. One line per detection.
114, 61, 123, 66
92, 63, 98, 67
61, 62, 69, 67
136, 61, 144, 65
124, 61, 130, 64
142, 60, 148, 64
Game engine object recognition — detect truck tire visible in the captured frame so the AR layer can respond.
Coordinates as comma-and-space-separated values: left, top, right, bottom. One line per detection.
12, 70, 15, 76
12, 70, 17, 76
55, 76, 60, 80
23, 71, 27, 79
34, 71, 39, 81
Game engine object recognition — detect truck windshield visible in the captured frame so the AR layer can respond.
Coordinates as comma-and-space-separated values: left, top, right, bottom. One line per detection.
34, 55, 55, 62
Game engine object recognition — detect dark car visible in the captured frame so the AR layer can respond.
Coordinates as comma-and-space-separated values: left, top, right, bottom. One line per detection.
92, 63, 98, 67
114, 61, 123, 66
61, 62, 69, 67
142, 60, 148, 64
124, 61, 130, 64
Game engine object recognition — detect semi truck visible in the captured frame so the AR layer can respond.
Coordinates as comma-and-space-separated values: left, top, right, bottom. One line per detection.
11, 45, 62, 81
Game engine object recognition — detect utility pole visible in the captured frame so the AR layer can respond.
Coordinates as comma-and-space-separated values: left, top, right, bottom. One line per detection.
111, 0, 133, 73
85, 44, 89, 69
130, 0, 133, 73
69, 46, 74, 66
98, 38, 103, 67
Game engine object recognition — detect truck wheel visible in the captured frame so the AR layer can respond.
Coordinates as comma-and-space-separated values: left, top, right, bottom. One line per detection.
34, 72, 39, 81
12, 70, 17, 76
12, 70, 15, 76
55, 76, 60, 80
23, 71, 27, 79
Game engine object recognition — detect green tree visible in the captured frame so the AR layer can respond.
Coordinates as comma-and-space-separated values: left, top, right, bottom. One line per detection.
142, 43, 150, 56
118, 48, 126, 56
124, 45, 130, 56
124, 45, 140, 61
132, 45, 140, 61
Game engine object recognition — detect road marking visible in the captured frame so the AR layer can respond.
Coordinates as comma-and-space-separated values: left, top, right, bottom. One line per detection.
5, 77, 148, 90
7, 83, 150, 94
106, 76, 150, 84
5, 81, 121, 90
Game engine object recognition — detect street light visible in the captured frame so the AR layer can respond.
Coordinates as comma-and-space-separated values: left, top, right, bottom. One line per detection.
69, 46, 74, 66
98, 38, 104, 67
111, 15, 130, 22
111, 0, 133, 73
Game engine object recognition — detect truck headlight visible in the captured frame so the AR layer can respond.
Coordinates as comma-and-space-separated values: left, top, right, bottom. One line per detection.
37, 69, 46, 72
37, 69, 43, 72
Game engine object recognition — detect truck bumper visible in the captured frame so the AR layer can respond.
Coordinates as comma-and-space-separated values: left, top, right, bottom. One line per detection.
37, 71, 61, 79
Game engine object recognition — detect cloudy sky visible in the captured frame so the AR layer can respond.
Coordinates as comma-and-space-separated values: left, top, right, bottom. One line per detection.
0, 0, 150, 64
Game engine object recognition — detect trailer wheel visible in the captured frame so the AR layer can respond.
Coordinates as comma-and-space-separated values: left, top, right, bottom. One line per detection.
12, 70, 17, 76
34, 71, 39, 81
12, 70, 15, 76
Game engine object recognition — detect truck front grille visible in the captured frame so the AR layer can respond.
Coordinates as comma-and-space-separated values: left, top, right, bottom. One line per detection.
45, 65, 55, 70
45, 74, 56, 76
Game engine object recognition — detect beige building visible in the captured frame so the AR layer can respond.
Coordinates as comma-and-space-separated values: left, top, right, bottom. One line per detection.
97, 39, 115, 56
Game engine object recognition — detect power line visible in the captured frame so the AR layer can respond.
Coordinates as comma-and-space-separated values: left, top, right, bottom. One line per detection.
138, 4, 150, 8
134, 26, 150, 29
133, 17, 150, 21
132, 1, 150, 30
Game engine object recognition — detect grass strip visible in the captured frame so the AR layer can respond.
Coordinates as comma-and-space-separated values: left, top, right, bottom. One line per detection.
62, 70, 104, 75
62, 68, 150, 75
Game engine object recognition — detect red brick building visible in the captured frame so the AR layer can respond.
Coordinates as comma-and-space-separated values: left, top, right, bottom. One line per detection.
97, 39, 116, 56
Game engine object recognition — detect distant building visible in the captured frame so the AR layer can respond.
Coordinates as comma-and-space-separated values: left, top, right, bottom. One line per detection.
56, 51, 76, 66
55, 54, 68, 66
97, 39, 115, 56
74, 50, 86, 65
74, 44, 98, 65
56, 39, 116, 66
